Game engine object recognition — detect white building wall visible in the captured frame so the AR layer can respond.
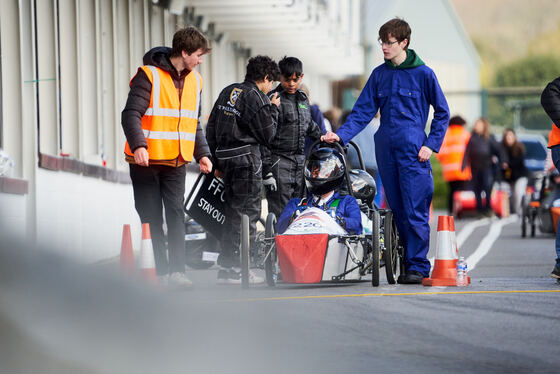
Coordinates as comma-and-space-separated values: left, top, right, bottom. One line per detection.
0, 0, 363, 262
0, 193, 27, 239
34, 169, 139, 263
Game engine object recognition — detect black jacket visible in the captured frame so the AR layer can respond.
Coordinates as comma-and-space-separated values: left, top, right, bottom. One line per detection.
462, 133, 503, 172
541, 76, 560, 127
503, 144, 528, 182
262, 86, 322, 174
206, 80, 278, 170
266, 86, 321, 155
121, 46, 210, 162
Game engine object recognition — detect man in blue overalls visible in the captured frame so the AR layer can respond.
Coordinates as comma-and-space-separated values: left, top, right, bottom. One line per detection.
323, 18, 449, 284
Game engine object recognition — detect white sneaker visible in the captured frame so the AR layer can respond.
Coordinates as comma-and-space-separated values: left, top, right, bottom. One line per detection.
248, 270, 265, 285
168, 272, 193, 289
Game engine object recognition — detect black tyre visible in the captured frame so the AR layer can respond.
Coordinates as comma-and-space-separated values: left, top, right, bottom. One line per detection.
531, 216, 536, 237
521, 196, 527, 238
240, 214, 250, 289
383, 211, 398, 284
371, 210, 380, 287
264, 213, 278, 287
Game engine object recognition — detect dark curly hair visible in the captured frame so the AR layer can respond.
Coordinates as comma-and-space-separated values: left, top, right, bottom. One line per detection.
245, 55, 280, 83
171, 26, 211, 57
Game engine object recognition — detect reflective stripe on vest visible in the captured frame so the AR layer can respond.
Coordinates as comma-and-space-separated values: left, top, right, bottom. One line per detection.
436, 125, 471, 181
548, 125, 560, 148
124, 65, 201, 161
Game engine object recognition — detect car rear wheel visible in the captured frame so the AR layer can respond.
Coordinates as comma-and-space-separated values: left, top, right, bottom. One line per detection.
240, 214, 250, 289
264, 213, 278, 287
383, 211, 398, 284
370, 210, 380, 287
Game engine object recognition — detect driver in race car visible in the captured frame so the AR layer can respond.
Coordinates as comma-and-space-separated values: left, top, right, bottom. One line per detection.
276, 147, 362, 235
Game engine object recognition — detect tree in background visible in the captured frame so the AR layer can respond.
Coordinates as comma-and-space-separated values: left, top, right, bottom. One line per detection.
494, 55, 560, 87
489, 54, 560, 130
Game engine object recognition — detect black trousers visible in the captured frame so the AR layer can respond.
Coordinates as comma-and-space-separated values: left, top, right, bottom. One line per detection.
218, 152, 262, 268
129, 164, 186, 275
447, 180, 468, 214
471, 168, 493, 213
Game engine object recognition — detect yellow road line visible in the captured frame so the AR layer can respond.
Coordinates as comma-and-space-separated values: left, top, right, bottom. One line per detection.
232, 289, 560, 302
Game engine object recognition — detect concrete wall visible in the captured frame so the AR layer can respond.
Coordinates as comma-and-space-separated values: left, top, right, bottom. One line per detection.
0, 0, 363, 262
33, 169, 139, 263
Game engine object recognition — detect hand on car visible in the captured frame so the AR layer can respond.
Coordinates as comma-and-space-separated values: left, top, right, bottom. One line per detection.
321, 131, 340, 143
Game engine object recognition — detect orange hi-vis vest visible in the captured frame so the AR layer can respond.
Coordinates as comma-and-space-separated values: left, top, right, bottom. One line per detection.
124, 65, 201, 162
436, 125, 471, 182
548, 124, 560, 148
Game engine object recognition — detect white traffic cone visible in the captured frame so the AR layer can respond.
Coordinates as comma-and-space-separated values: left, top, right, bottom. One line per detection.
138, 223, 158, 285
423, 215, 470, 286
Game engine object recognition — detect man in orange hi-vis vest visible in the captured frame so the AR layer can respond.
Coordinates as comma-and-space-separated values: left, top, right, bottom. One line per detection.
435, 115, 471, 214
542, 76, 560, 281
122, 27, 212, 289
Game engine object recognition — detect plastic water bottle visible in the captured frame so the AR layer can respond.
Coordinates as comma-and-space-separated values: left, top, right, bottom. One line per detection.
457, 257, 468, 287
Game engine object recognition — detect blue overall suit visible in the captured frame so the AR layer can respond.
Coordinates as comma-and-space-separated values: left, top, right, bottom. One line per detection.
336, 50, 449, 277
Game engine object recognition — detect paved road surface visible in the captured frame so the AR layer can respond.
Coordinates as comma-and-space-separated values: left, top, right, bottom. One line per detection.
1, 214, 559, 373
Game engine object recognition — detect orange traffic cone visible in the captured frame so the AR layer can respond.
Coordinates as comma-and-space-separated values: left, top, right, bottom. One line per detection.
423, 215, 470, 286
138, 223, 158, 285
120, 224, 135, 274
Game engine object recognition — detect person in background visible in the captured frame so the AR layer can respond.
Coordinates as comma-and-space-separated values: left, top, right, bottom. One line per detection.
206, 56, 281, 284
462, 117, 503, 217
262, 56, 322, 219
541, 75, 560, 281
276, 147, 362, 235
435, 115, 471, 215
500, 128, 528, 214
323, 107, 341, 133
322, 18, 450, 284
300, 84, 327, 154
121, 26, 212, 289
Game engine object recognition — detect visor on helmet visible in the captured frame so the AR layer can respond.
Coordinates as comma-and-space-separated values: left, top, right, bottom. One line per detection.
304, 148, 345, 195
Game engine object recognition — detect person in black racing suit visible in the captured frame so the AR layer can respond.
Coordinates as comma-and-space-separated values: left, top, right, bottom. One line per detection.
262, 56, 323, 219
206, 56, 281, 284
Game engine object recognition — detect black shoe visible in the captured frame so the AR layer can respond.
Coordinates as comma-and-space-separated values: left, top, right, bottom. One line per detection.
217, 268, 242, 284
397, 271, 425, 284
551, 266, 560, 279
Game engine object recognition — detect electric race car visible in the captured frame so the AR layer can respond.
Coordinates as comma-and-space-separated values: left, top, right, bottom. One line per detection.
240, 141, 404, 288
